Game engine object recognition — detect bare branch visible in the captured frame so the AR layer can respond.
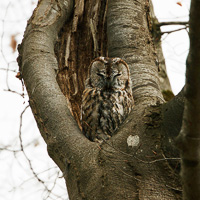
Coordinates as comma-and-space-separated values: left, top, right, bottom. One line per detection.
3, 88, 25, 97
158, 21, 188, 27
0, 147, 21, 153
161, 26, 189, 35
18, 105, 64, 199
0, 1, 68, 199
161, 88, 184, 159
16, 166, 57, 188
19, 106, 46, 185
0, 68, 17, 72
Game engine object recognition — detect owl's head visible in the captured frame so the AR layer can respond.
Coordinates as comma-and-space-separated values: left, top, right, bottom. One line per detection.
86, 57, 132, 92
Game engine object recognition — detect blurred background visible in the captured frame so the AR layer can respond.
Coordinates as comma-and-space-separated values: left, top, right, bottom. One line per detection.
0, 0, 189, 199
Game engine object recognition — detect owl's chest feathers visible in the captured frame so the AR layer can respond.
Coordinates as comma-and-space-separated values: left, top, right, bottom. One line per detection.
93, 89, 124, 111
97, 91, 124, 118
82, 88, 131, 125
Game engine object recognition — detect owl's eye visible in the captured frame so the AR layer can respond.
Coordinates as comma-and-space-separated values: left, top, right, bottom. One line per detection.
97, 73, 105, 77
115, 73, 122, 77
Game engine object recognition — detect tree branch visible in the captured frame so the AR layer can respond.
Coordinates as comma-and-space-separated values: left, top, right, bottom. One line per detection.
176, 0, 200, 198
161, 26, 189, 35
17, 0, 97, 172
161, 88, 184, 159
158, 21, 188, 27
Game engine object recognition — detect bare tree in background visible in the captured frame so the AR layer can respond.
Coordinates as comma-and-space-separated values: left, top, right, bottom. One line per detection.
0, 1, 68, 199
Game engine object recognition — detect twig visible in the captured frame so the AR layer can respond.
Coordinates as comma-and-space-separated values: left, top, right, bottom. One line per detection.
44, 171, 60, 200
18, 105, 63, 199
14, 167, 57, 190
161, 26, 189, 35
0, 147, 21, 153
158, 21, 188, 27
3, 89, 25, 97
0, 68, 17, 73
19, 106, 47, 187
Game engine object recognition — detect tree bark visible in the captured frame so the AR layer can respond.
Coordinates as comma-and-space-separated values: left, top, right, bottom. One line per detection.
107, 0, 164, 105
176, 0, 200, 199
17, 0, 184, 199
161, 88, 184, 168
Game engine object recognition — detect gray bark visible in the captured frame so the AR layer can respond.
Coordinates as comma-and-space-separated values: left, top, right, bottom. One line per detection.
176, 0, 200, 199
161, 88, 184, 164
107, 0, 164, 105
17, 0, 185, 199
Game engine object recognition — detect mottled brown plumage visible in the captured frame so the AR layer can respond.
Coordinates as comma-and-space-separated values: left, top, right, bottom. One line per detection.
81, 57, 134, 142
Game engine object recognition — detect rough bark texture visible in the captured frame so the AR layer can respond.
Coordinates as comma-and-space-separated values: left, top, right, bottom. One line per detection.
17, 0, 184, 199
107, 0, 164, 106
161, 88, 184, 168
176, 0, 200, 199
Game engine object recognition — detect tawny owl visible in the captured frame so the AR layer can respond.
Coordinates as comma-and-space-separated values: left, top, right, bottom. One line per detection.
81, 57, 134, 142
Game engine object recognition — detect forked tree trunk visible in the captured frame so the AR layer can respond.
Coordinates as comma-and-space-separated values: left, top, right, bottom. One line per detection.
17, 0, 184, 199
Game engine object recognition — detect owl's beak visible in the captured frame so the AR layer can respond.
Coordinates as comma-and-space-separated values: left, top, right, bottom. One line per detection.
105, 77, 112, 89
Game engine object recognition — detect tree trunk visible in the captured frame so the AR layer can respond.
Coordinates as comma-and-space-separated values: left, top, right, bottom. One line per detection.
17, 0, 184, 199
176, 0, 200, 199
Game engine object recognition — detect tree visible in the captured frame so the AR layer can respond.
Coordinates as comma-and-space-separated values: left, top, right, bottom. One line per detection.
16, 0, 198, 199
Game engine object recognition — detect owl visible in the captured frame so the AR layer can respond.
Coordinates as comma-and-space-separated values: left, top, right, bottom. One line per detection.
81, 57, 134, 142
